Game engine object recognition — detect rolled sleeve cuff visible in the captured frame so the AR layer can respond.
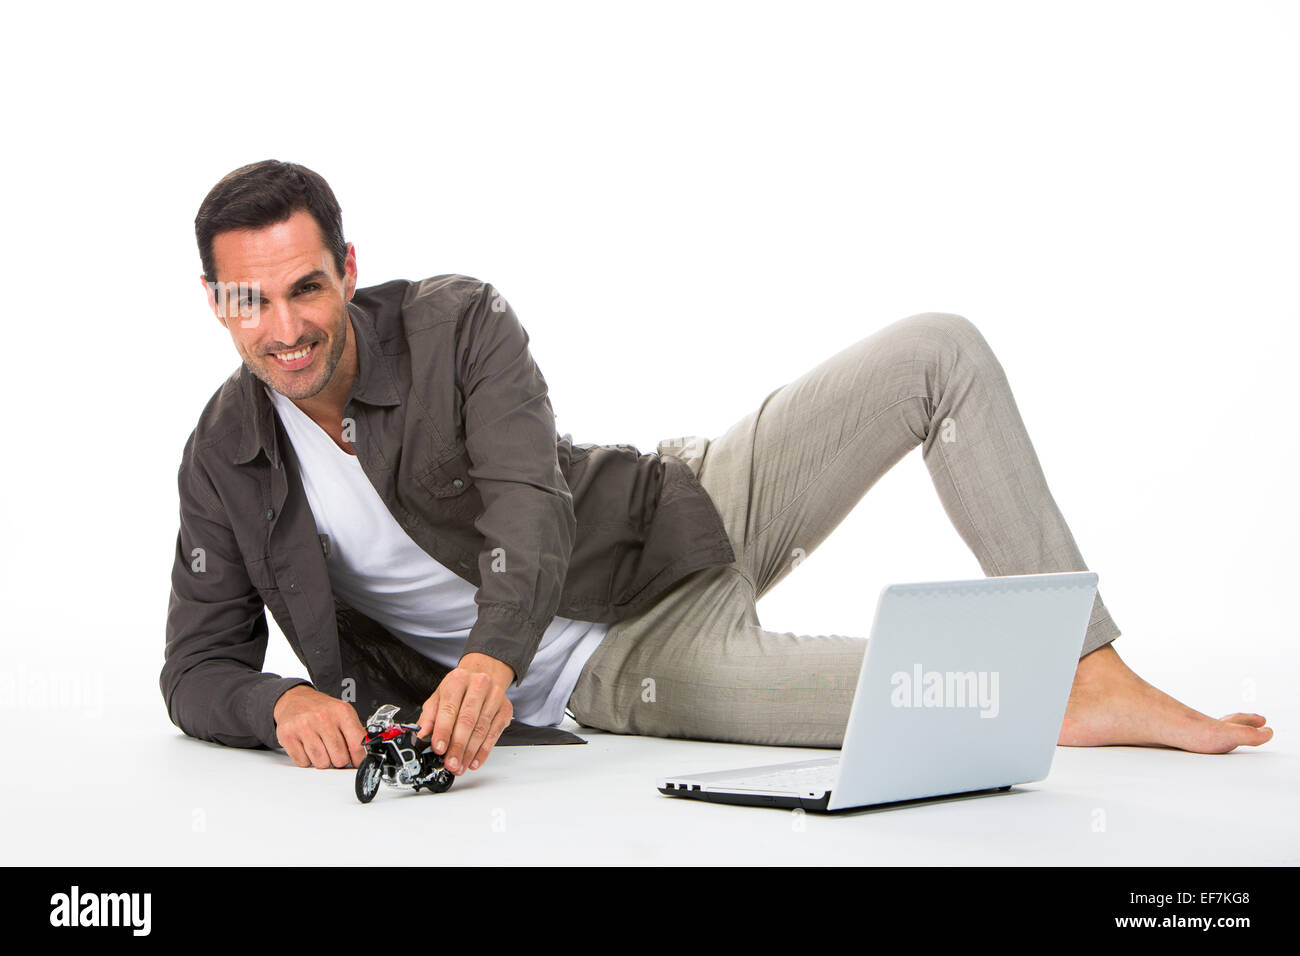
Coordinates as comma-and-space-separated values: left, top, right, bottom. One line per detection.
463, 603, 546, 686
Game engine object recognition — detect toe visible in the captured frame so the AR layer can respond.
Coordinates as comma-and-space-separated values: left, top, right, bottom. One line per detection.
1220, 713, 1267, 727
1226, 722, 1273, 749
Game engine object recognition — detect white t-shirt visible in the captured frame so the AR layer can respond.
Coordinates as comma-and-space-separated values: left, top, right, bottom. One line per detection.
266, 386, 607, 727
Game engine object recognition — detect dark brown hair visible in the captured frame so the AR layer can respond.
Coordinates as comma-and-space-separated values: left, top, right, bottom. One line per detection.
195, 160, 347, 285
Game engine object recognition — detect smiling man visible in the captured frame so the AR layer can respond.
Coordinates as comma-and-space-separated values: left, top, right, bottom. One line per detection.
203, 207, 529, 774
164, 160, 739, 778
163, 159, 1271, 783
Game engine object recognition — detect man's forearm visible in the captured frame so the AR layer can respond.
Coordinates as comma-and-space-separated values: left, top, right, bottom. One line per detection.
162, 659, 312, 749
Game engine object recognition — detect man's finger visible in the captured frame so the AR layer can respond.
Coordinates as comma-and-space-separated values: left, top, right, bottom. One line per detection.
302, 733, 331, 770
282, 734, 309, 768
446, 673, 490, 773
430, 678, 468, 757
417, 688, 442, 742
463, 705, 510, 772
431, 686, 467, 759
322, 723, 353, 768
305, 735, 330, 770
459, 678, 507, 771
343, 709, 367, 767
347, 725, 367, 767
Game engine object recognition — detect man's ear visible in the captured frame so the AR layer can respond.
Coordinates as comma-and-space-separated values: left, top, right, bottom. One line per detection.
199, 273, 229, 330
342, 243, 358, 302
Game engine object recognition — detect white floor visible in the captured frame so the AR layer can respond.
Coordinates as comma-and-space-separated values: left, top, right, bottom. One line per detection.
8, 671, 1297, 866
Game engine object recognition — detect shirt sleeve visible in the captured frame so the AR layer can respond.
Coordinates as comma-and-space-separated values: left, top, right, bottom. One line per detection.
161, 432, 312, 749
455, 281, 577, 685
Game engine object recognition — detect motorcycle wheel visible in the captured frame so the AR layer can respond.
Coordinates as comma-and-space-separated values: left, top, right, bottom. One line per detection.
422, 769, 454, 794
355, 754, 383, 804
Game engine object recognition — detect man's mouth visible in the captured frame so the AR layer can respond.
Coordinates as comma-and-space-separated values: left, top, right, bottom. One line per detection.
269, 341, 318, 370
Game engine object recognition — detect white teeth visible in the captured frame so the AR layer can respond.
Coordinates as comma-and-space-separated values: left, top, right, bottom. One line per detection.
274, 344, 313, 361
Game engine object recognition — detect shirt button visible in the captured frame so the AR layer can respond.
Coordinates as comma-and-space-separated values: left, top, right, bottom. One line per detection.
452, 478, 464, 489
266, 508, 275, 520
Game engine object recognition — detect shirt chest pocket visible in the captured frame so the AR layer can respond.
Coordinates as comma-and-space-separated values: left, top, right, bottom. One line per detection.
414, 447, 477, 504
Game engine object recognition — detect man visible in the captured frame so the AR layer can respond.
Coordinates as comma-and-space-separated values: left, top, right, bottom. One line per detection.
163, 160, 1272, 781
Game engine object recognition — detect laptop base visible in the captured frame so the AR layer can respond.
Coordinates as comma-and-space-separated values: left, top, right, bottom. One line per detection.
658, 783, 1015, 813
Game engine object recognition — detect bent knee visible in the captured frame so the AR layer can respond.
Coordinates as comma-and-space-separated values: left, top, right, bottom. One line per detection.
895, 311, 995, 363
902, 310, 980, 339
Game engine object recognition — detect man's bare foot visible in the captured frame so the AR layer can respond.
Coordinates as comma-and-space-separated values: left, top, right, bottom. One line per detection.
1057, 644, 1273, 753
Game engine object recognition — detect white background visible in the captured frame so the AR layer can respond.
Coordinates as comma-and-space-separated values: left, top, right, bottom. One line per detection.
1, 1, 1296, 864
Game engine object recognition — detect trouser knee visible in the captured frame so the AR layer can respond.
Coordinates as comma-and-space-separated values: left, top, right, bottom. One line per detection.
888, 311, 1005, 386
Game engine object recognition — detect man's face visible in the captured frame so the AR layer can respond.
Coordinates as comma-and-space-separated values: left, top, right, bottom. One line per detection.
204, 208, 356, 402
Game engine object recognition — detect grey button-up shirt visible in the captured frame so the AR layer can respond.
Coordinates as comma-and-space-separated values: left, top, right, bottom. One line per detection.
163, 274, 736, 749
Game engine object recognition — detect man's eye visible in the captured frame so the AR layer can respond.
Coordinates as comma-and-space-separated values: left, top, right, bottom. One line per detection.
297, 283, 320, 294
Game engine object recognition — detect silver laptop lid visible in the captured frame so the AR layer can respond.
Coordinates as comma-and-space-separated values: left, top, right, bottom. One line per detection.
829, 571, 1098, 810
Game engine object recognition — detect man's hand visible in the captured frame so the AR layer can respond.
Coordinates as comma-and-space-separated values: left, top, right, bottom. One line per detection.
417, 653, 515, 776
273, 684, 367, 769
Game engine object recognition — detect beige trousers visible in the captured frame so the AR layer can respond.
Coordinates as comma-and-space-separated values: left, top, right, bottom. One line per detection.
567, 313, 1120, 747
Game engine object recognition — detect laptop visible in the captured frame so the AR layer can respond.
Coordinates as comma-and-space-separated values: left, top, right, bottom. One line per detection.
657, 570, 1098, 812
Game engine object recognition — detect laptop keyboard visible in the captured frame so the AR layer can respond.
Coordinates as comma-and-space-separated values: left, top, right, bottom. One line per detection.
722, 763, 839, 794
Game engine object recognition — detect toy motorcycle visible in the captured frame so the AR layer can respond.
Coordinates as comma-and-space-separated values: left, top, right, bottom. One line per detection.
355, 704, 455, 803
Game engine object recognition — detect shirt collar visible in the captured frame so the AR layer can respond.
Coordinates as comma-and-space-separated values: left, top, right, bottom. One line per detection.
232, 298, 401, 467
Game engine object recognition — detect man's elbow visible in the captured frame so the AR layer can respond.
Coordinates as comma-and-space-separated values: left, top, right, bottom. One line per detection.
159, 666, 268, 751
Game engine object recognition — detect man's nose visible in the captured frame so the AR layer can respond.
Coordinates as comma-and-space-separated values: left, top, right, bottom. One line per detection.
256, 299, 310, 350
